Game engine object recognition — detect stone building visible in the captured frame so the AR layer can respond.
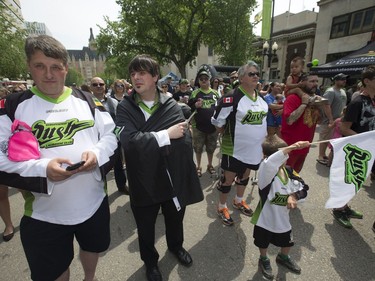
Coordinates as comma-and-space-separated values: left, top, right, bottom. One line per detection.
67, 28, 106, 83
255, 9, 318, 83
313, 0, 374, 68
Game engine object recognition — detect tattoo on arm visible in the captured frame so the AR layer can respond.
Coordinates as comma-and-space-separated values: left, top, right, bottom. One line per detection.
287, 105, 306, 125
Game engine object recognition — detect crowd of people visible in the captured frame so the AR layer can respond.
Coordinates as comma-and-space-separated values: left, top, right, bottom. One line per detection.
0, 34, 374, 281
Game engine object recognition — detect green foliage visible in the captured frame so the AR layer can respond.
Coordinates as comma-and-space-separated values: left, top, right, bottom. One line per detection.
65, 68, 84, 87
96, 0, 257, 78
0, 4, 27, 79
204, 0, 257, 66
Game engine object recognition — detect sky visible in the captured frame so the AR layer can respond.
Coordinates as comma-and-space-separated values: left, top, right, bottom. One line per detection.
19, 0, 121, 49
20, 0, 319, 50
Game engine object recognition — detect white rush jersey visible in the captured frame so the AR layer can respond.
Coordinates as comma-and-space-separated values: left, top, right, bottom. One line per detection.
252, 151, 305, 233
211, 87, 268, 164
0, 87, 117, 224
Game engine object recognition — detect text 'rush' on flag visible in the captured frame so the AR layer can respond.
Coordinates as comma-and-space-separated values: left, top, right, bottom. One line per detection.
325, 130, 375, 209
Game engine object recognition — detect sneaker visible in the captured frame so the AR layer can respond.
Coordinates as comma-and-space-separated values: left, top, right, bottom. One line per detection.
332, 210, 352, 228
217, 208, 234, 226
276, 254, 301, 274
344, 206, 363, 219
232, 200, 253, 216
258, 258, 274, 280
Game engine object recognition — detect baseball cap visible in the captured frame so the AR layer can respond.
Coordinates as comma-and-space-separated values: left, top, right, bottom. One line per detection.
198, 71, 210, 78
332, 73, 348, 81
179, 79, 189, 84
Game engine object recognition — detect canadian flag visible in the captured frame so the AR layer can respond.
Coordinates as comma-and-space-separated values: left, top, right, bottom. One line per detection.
223, 97, 233, 104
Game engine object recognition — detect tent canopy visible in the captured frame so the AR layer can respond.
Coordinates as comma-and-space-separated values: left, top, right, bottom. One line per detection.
159, 72, 179, 83
310, 41, 375, 78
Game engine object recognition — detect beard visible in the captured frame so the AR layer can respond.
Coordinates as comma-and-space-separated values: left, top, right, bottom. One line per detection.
301, 85, 317, 95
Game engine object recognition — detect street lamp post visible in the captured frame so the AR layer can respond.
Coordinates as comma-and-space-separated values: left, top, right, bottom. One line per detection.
262, 40, 278, 81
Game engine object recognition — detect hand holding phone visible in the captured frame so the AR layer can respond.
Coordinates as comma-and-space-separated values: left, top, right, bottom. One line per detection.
66, 161, 85, 171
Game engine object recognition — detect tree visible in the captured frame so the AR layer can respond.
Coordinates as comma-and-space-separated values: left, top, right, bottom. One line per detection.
96, 0, 257, 78
65, 68, 84, 87
204, 0, 257, 66
0, 3, 27, 79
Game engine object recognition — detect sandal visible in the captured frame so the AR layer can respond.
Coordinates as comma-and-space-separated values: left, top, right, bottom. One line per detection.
316, 158, 328, 165
196, 167, 202, 177
207, 165, 216, 174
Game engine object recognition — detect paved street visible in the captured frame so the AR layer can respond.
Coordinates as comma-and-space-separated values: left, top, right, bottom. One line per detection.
1, 132, 374, 281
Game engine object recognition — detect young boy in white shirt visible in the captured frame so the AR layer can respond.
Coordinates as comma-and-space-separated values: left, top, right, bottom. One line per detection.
251, 135, 310, 279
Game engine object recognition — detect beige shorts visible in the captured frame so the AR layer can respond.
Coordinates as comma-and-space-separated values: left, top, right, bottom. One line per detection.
319, 124, 333, 141
192, 127, 218, 154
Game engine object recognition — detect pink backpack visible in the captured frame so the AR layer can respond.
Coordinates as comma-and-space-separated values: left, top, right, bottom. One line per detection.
8, 120, 41, 162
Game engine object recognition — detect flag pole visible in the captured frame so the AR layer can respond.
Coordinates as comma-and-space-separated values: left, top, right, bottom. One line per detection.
279, 139, 331, 150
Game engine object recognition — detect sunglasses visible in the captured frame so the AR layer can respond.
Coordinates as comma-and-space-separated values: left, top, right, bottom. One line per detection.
115, 84, 124, 88
92, 83, 105, 87
247, 72, 260, 77
199, 77, 209, 81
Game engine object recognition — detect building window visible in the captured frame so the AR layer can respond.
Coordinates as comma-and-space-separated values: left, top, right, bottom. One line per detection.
363, 8, 375, 31
331, 7, 375, 39
331, 14, 349, 38
270, 68, 279, 80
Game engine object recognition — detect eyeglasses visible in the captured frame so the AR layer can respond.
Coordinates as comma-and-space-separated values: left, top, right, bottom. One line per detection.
115, 84, 124, 88
247, 72, 260, 77
92, 83, 105, 87
199, 77, 209, 82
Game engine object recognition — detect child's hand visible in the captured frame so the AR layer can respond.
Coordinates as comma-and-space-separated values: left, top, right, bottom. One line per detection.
280, 141, 310, 154
287, 194, 298, 209
293, 141, 310, 149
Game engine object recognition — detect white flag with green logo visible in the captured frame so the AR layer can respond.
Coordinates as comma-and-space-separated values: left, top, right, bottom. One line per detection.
325, 130, 375, 209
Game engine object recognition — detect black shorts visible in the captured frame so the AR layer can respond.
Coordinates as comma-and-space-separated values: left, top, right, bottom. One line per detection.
20, 197, 110, 281
221, 155, 260, 177
253, 225, 294, 248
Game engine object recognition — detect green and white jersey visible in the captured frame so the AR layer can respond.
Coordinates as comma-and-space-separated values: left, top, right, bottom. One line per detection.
251, 151, 306, 233
211, 86, 268, 165
0, 87, 117, 225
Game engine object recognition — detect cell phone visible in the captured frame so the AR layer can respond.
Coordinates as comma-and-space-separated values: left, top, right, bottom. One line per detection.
66, 161, 85, 171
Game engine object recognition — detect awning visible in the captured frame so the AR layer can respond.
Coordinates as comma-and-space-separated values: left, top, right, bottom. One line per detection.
310, 41, 375, 78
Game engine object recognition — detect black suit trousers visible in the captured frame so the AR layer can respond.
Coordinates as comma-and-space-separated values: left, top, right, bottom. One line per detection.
131, 199, 186, 267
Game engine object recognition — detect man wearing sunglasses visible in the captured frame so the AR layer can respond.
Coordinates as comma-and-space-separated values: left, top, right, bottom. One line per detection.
212, 61, 268, 226
90, 77, 128, 194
